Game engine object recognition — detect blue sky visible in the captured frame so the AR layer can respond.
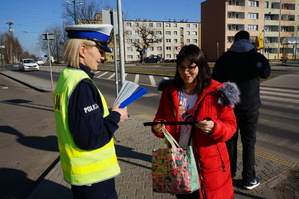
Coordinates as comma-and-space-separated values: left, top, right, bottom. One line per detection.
0, 0, 205, 56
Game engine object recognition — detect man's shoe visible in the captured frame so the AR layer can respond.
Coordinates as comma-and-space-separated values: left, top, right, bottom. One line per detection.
244, 177, 260, 190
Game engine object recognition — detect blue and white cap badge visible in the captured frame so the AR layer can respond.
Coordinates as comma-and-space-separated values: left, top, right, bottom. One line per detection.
65, 24, 113, 52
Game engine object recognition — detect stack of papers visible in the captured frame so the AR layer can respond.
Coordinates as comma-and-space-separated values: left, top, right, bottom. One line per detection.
113, 80, 149, 108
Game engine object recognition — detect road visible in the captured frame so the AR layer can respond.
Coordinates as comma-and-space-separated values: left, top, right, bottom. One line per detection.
0, 64, 299, 198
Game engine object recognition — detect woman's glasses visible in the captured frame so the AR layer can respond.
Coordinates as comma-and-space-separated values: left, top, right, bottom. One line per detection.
178, 65, 198, 72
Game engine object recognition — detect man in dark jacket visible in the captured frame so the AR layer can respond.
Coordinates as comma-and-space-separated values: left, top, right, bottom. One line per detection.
212, 30, 271, 190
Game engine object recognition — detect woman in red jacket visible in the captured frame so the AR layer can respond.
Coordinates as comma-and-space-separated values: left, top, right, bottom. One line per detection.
152, 44, 240, 199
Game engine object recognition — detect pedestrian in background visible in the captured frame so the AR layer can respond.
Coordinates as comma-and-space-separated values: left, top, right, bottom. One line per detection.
54, 24, 128, 199
152, 44, 240, 198
213, 30, 271, 190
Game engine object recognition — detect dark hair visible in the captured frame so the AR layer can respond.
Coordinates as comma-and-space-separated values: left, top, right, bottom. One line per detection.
234, 30, 250, 42
174, 44, 211, 94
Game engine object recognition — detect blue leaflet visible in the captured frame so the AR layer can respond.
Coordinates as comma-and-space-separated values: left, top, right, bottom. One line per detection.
119, 87, 148, 108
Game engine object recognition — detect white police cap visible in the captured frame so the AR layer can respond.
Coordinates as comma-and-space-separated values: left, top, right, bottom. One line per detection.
65, 24, 113, 52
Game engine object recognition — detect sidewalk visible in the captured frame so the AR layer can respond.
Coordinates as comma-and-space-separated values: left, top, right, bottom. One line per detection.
1, 65, 299, 199
26, 114, 298, 199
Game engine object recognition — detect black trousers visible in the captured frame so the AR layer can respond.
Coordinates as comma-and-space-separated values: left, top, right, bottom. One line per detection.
176, 190, 200, 199
226, 110, 259, 184
71, 178, 117, 199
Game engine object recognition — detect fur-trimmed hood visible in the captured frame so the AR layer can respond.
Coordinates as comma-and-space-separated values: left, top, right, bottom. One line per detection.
157, 79, 240, 108
217, 81, 240, 108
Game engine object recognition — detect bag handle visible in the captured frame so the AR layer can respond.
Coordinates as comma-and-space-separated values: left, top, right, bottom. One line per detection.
161, 127, 180, 149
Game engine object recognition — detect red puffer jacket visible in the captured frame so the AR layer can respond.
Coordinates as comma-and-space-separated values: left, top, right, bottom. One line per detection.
152, 80, 238, 199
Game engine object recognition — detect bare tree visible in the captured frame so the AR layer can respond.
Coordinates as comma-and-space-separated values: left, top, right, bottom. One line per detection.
62, 0, 111, 24
38, 22, 68, 63
0, 32, 28, 64
126, 22, 162, 63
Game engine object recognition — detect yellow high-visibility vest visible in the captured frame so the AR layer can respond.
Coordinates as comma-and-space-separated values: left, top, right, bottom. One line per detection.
54, 67, 120, 185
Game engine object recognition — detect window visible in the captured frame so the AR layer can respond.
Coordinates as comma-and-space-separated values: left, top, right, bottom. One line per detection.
248, 25, 258, 31
249, 36, 257, 43
228, 12, 245, 19
127, 31, 132, 35
174, 39, 178, 43
156, 31, 162, 35
186, 39, 190, 43
149, 23, 153, 27
228, 0, 245, 6
126, 22, 132, 27
228, 24, 245, 30
135, 31, 139, 35
227, 36, 234, 43
157, 46, 162, 51
166, 39, 171, 43
135, 39, 140, 43
166, 31, 171, 35
127, 47, 133, 51
186, 31, 191, 35
134, 23, 139, 27
166, 46, 171, 50
192, 39, 198, 43
166, 54, 172, 58
126, 39, 132, 43
281, 26, 294, 32
174, 31, 178, 35
173, 23, 177, 27
248, 1, 259, 7
192, 31, 197, 35
127, 55, 133, 59
165, 23, 171, 27
156, 23, 162, 27
248, 13, 259, 19
186, 24, 190, 28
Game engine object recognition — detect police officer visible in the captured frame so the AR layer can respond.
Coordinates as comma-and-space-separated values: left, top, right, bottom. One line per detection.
54, 24, 128, 199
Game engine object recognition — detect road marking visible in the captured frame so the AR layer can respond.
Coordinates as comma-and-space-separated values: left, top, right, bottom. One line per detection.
97, 71, 108, 78
149, 75, 156, 86
261, 86, 299, 94
261, 95, 299, 104
238, 143, 299, 168
107, 73, 115, 79
134, 74, 139, 83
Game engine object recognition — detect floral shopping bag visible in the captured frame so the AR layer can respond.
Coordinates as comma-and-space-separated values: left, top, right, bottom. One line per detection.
152, 128, 200, 194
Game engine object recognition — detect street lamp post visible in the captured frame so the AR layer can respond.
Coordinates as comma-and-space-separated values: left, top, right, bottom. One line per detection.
42, 33, 54, 89
66, 0, 83, 25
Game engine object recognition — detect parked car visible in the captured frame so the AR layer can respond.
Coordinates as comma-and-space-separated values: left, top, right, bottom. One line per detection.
143, 55, 164, 63
19, 59, 39, 71
36, 59, 45, 65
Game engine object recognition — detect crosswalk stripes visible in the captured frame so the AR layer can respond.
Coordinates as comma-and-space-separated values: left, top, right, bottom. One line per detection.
134, 74, 139, 83
149, 75, 156, 86
92, 71, 172, 87
258, 85, 299, 162
261, 86, 299, 104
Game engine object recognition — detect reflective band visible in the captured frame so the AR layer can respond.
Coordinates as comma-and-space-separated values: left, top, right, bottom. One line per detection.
67, 31, 109, 43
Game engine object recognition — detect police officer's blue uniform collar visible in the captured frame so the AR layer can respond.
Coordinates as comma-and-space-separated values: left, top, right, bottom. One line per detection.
79, 63, 94, 79
67, 63, 94, 79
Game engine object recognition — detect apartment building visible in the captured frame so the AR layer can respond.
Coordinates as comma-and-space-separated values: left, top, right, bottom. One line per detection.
123, 20, 201, 63
201, 0, 299, 61
80, 15, 201, 63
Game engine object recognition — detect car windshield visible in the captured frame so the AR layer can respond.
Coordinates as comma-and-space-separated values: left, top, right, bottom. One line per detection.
24, 59, 35, 63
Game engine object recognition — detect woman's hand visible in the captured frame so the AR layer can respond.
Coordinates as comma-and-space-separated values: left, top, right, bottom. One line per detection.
153, 123, 165, 134
196, 119, 215, 134
112, 102, 128, 123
